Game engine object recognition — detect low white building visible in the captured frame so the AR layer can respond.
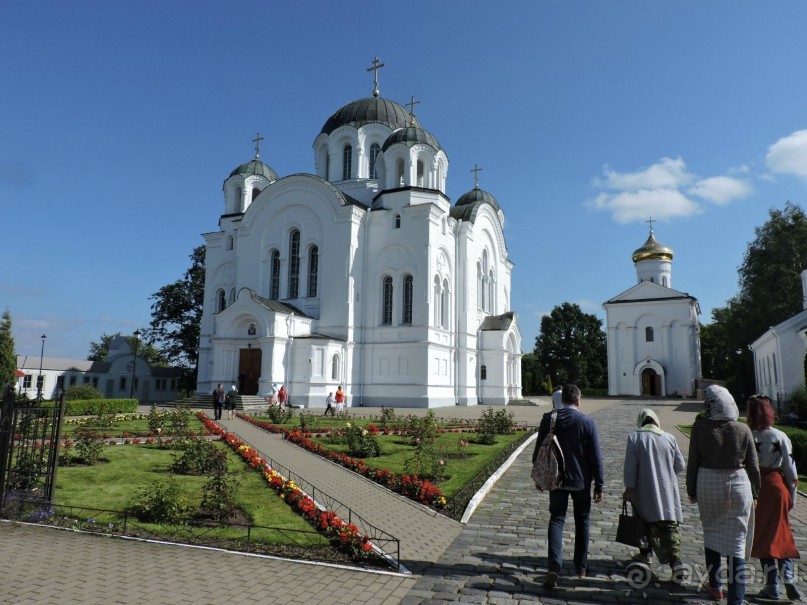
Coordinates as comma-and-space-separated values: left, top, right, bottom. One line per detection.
16, 337, 182, 402
196, 69, 522, 408
749, 269, 807, 405
603, 228, 702, 397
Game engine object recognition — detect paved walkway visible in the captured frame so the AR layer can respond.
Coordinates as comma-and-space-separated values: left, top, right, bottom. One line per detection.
2, 398, 806, 604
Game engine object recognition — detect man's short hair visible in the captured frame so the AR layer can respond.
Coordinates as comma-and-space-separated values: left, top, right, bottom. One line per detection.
561, 384, 581, 405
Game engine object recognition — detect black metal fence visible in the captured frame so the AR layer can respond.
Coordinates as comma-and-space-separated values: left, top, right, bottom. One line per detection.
0, 386, 66, 511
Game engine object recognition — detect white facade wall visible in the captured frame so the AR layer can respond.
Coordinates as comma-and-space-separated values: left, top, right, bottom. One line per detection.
750, 309, 807, 403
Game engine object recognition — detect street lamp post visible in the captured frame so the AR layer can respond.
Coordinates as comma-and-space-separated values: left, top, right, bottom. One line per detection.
37, 334, 46, 402
130, 329, 141, 399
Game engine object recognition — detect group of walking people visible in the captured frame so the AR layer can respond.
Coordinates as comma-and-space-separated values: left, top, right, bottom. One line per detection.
212, 383, 238, 420
534, 384, 800, 604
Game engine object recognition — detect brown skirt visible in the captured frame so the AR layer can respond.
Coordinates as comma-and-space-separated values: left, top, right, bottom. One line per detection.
751, 468, 799, 560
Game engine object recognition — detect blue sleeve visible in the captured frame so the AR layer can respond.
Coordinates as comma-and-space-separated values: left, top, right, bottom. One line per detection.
588, 420, 605, 492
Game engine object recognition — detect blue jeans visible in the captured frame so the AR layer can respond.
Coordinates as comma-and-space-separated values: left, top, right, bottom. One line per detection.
548, 487, 591, 574
761, 558, 794, 594
705, 548, 746, 605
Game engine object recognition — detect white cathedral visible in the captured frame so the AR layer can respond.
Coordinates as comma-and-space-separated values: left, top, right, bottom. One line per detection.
603, 226, 702, 397
196, 65, 522, 408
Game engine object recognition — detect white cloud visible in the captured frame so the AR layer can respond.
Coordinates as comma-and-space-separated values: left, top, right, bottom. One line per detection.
590, 188, 702, 224
766, 129, 807, 178
595, 157, 693, 191
687, 176, 753, 205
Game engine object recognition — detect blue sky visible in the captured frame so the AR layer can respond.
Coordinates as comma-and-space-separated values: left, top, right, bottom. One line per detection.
3, 1, 806, 360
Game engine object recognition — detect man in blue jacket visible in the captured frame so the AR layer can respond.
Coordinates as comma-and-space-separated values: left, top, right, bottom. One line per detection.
533, 383, 605, 588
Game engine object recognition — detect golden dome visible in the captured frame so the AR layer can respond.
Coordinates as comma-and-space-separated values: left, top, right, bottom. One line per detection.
632, 230, 673, 263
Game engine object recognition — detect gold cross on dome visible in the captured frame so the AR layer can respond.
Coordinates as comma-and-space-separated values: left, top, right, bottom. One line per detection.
405, 95, 420, 125
646, 216, 655, 233
366, 56, 386, 97
252, 132, 264, 159
471, 163, 483, 189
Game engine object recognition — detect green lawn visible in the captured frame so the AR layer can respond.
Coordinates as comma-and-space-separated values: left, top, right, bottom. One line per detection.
61, 415, 207, 438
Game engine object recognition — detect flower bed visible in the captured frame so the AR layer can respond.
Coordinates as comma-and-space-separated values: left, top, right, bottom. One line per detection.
198, 413, 375, 561
237, 414, 446, 509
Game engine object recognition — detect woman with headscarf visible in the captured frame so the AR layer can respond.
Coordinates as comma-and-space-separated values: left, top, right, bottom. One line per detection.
623, 408, 686, 583
747, 395, 801, 601
686, 385, 760, 605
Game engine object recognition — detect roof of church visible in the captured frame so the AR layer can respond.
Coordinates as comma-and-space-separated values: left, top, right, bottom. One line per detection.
632, 230, 673, 263
321, 97, 422, 135
449, 188, 501, 223
229, 158, 279, 181
381, 126, 442, 153
250, 292, 311, 318
479, 311, 515, 331
455, 187, 500, 210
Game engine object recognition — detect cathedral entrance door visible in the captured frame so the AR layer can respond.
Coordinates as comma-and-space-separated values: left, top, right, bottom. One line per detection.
239, 348, 262, 395
641, 368, 658, 396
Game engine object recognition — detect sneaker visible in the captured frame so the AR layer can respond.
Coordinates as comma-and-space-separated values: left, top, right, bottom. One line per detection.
701, 582, 724, 601
757, 585, 781, 600
577, 568, 587, 579
543, 570, 558, 588
785, 583, 802, 601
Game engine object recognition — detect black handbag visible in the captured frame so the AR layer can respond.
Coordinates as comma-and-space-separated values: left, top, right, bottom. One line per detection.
616, 501, 647, 548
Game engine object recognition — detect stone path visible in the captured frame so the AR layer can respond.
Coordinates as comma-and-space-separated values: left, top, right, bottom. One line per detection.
3, 398, 806, 604
402, 399, 807, 604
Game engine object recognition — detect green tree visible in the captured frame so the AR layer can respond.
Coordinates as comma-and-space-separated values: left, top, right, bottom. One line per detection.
520, 352, 547, 395
534, 303, 607, 389
0, 308, 16, 391
147, 245, 205, 391
87, 332, 165, 365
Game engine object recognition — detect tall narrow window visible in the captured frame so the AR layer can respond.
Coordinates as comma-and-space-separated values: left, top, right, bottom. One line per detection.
229, 288, 236, 304
417, 160, 424, 187
369, 143, 380, 179
226, 235, 234, 250
441, 279, 449, 328
307, 245, 319, 297
396, 158, 405, 185
342, 145, 352, 180
382, 276, 393, 325
288, 230, 300, 298
402, 274, 413, 324
325, 154, 330, 180
645, 327, 654, 342
480, 365, 487, 380
434, 276, 441, 326
395, 214, 401, 229
487, 270, 494, 313
270, 249, 280, 299
252, 187, 260, 201
332, 354, 340, 380
217, 289, 227, 312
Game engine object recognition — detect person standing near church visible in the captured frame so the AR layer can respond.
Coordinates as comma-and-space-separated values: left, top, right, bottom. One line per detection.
551, 384, 563, 410
324, 392, 335, 416
226, 384, 238, 420
534, 383, 604, 588
278, 385, 288, 408
213, 383, 225, 420
335, 386, 345, 411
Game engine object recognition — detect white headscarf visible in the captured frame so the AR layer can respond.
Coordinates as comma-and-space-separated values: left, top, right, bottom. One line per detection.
703, 385, 739, 421
637, 408, 664, 434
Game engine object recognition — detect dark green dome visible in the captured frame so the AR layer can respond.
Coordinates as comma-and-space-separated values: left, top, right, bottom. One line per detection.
382, 126, 442, 153
455, 187, 500, 210
321, 97, 421, 135
229, 159, 279, 181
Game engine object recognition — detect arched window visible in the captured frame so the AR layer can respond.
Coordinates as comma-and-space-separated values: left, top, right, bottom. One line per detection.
270, 249, 280, 299
480, 365, 487, 380
217, 289, 226, 312
395, 214, 401, 229
332, 354, 340, 380
481, 251, 489, 312
342, 145, 352, 180
307, 245, 318, 297
487, 270, 495, 313
369, 143, 380, 179
434, 276, 441, 326
645, 327, 654, 342
441, 278, 449, 328
288, 230, 300, 298
396, 158, 405, 185
226, 235, 234, 251
382, 276, 393, 325
417, 160, 424, 187
234, 186, 242, 208
402, 274, 413, 324
229, 288, 236, 304
325, 154, 330, 180
252, 187, 260, 201
662, 276, 668, 287
477, 262, 483, 310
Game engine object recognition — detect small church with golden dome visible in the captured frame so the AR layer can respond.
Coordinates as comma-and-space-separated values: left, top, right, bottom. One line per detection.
603, 225, 702, 397
195, 60, 522, 408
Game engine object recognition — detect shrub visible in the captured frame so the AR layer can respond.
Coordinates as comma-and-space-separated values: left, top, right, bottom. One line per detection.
298, 410, 315, 432
199, 451, 241, 523
266, 406, 294, 424
74, 426, 104, 465
787, 384, 807, 420
404, 443, 446, 481
61, 399, 138, 416
476, 408, 513, 444
380, 407, 396, 428
406, 410, 438, 446
167, 405, 193, 442
130, 475, 192, 524
64, 385, 103, 400
172, 439, 221, 475
344, 422, 381, 458
147, 404, 165, 433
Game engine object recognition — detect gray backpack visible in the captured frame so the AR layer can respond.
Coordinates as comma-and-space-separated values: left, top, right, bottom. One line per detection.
532, 410, 565, 491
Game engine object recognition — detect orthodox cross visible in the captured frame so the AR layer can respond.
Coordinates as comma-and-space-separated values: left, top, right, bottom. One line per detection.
405, 95, 420, 125
471, 163, 483, 189
646, 216, 655, 234
366, 56, 386, 97
252, 132, 264, 159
